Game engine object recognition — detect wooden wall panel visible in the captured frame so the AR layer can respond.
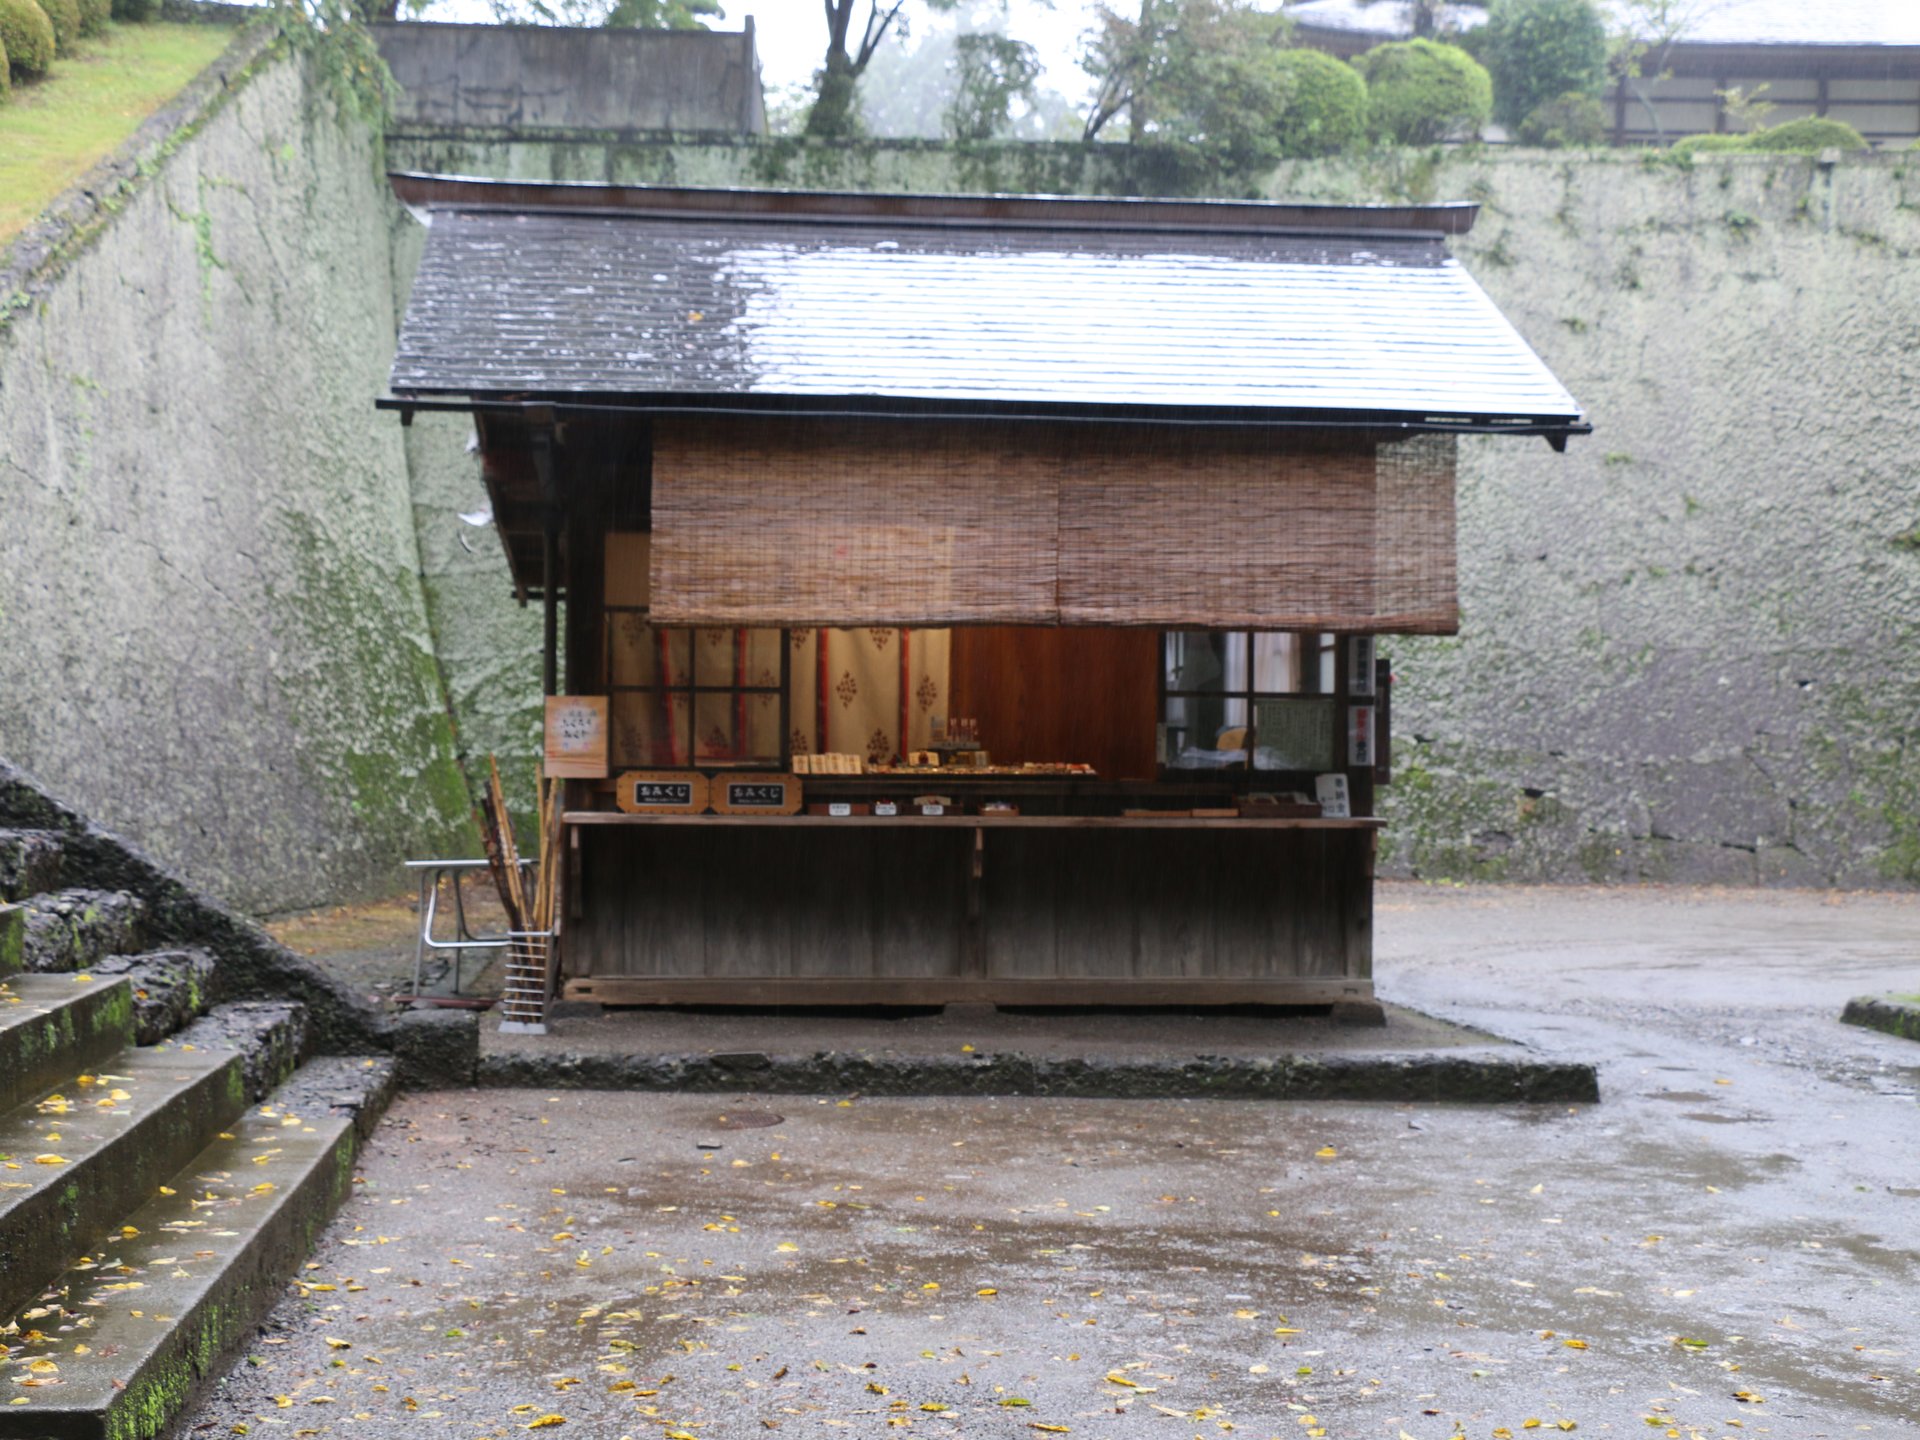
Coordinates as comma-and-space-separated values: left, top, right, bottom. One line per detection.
948, 627, 1160, 782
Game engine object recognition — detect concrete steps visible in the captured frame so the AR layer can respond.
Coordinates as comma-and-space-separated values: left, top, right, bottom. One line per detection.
19, 890, 147, 974
0, 1059, 392, 1440
88, 948, 215, 1045
0, 791, 397, 1437
0, 1047, 248, 1322
0, 973, 134, 1116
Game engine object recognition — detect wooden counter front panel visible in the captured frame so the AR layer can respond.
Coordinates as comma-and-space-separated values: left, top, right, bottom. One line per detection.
981, 829, 1366, 981
567, 824, 1368, 992
571, 826, 967, 981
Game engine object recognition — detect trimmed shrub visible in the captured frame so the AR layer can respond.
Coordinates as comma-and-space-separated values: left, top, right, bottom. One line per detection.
1357, 38, 1492, 145
111, 0, 156, 20
1481, 0, 1607, 130
75, 0, 106, 36
1, 33, 11, 101
1271, 47, 1368, 158
37, 0, 76, 53
0, 0, 54, 76
1670, 118, 1870, 156
1516, 90, 1607, 148
1742, 116, 1869, 153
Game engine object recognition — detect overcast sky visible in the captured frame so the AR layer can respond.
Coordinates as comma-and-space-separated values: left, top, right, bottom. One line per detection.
741, 1, 1110, 96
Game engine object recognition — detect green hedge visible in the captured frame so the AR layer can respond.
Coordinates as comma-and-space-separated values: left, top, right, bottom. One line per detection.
0, 31, 10, 99
1272, 47, 1368, 158
1672, 117, 1870, 156
37, 0, 76, 53
1742, 117, 1870, 153
1357, 38, 1492, 145
0, 0, 54, 76
75, 0, 106, 36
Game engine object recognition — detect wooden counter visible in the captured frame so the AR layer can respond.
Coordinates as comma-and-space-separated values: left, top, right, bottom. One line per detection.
559, 811, 1377, 1008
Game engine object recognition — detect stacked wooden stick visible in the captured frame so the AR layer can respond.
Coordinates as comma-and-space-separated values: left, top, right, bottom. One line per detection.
476, 756, 565, 939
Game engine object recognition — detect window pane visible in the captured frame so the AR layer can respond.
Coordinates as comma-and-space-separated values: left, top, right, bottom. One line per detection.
744, 629, 783, 690
610, 620, 693, 689
1251, 697, 1336, 771
694, 628, 738, 686
1162, 696, 1248, 769
611, 691, 689, 768
693, 692, 783, 765
1252, 632, 1301, 693
1165, 631, 1237, 693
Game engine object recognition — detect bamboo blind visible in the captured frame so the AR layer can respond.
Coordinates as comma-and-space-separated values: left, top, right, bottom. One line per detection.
650, 418, 1457, 634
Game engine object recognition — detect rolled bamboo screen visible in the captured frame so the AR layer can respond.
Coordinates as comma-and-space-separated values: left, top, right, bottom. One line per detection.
650, 418, 1457, 634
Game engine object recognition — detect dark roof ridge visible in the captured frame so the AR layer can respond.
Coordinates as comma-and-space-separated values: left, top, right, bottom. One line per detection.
388, 171, 1480, 238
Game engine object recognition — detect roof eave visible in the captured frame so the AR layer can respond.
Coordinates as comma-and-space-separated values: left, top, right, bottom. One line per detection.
386, 171, 1481, 238
376, 389, 1590, 440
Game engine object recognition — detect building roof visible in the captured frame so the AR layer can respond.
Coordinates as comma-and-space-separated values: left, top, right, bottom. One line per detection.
1284, 0, 1920, 47
385, 175, 1586, 438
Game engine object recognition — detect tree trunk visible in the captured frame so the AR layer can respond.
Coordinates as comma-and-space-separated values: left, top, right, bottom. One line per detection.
805, 50, 861, 137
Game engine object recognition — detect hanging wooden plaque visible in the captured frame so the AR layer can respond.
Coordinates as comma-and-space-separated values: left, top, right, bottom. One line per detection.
544, 695, 610, 779
615, 770, 708, 815
710, 773, 804, 816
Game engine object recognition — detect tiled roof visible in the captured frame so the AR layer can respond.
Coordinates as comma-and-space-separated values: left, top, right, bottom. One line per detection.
1285, 0, 1920, 47
390, 197, 1584, 432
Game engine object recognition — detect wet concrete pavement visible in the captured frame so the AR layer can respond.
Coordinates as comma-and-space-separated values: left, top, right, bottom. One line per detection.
181, 883, 1920, 1440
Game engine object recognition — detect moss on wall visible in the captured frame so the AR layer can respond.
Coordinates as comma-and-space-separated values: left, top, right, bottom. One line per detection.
0, 55, 477, 914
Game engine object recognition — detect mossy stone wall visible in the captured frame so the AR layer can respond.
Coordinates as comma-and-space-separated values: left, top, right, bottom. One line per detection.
0, 54, 477, 914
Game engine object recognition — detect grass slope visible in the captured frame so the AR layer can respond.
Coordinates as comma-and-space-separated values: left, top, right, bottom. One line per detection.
1, 21, 234, 249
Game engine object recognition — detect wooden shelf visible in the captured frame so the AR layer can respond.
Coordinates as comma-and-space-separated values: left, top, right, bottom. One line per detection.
563, 811, 1383, 831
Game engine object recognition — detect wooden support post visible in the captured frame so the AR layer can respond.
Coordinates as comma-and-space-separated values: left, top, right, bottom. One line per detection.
964, 825, 985, 978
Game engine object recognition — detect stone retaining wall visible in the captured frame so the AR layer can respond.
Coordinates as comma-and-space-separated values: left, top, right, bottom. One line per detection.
1, 41, 476, 913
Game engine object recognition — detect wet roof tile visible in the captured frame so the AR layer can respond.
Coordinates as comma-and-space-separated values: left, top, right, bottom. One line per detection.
390, 207, 1585, 427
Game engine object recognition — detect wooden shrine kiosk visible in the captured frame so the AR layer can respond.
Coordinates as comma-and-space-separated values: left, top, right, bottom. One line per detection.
382, 175, 1587, 1011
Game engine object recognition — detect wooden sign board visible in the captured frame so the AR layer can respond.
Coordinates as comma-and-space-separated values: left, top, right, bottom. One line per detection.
615, 770, 708, 815
710, 773, 804, 816
545, 695, 609, 779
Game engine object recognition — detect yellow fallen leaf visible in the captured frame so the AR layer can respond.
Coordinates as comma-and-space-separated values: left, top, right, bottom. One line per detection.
1104, 1372, 1138, 1388
32, 1155, 68, 1166
1556, 1424, 1577, 1432
1030, 1427, 1070, 1434
1315, 1147, 1338, 1158
27, 1361, 57, 1374
1563, 1338, 1588, 1350
275, 1397, 292, 1408
324, 1338, 351, 1350
526, 1416, 567, 1429
976, 1287, 998, 1296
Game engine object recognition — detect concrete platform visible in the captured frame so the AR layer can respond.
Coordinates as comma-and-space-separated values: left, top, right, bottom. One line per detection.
475, 1000, 1599, 1103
